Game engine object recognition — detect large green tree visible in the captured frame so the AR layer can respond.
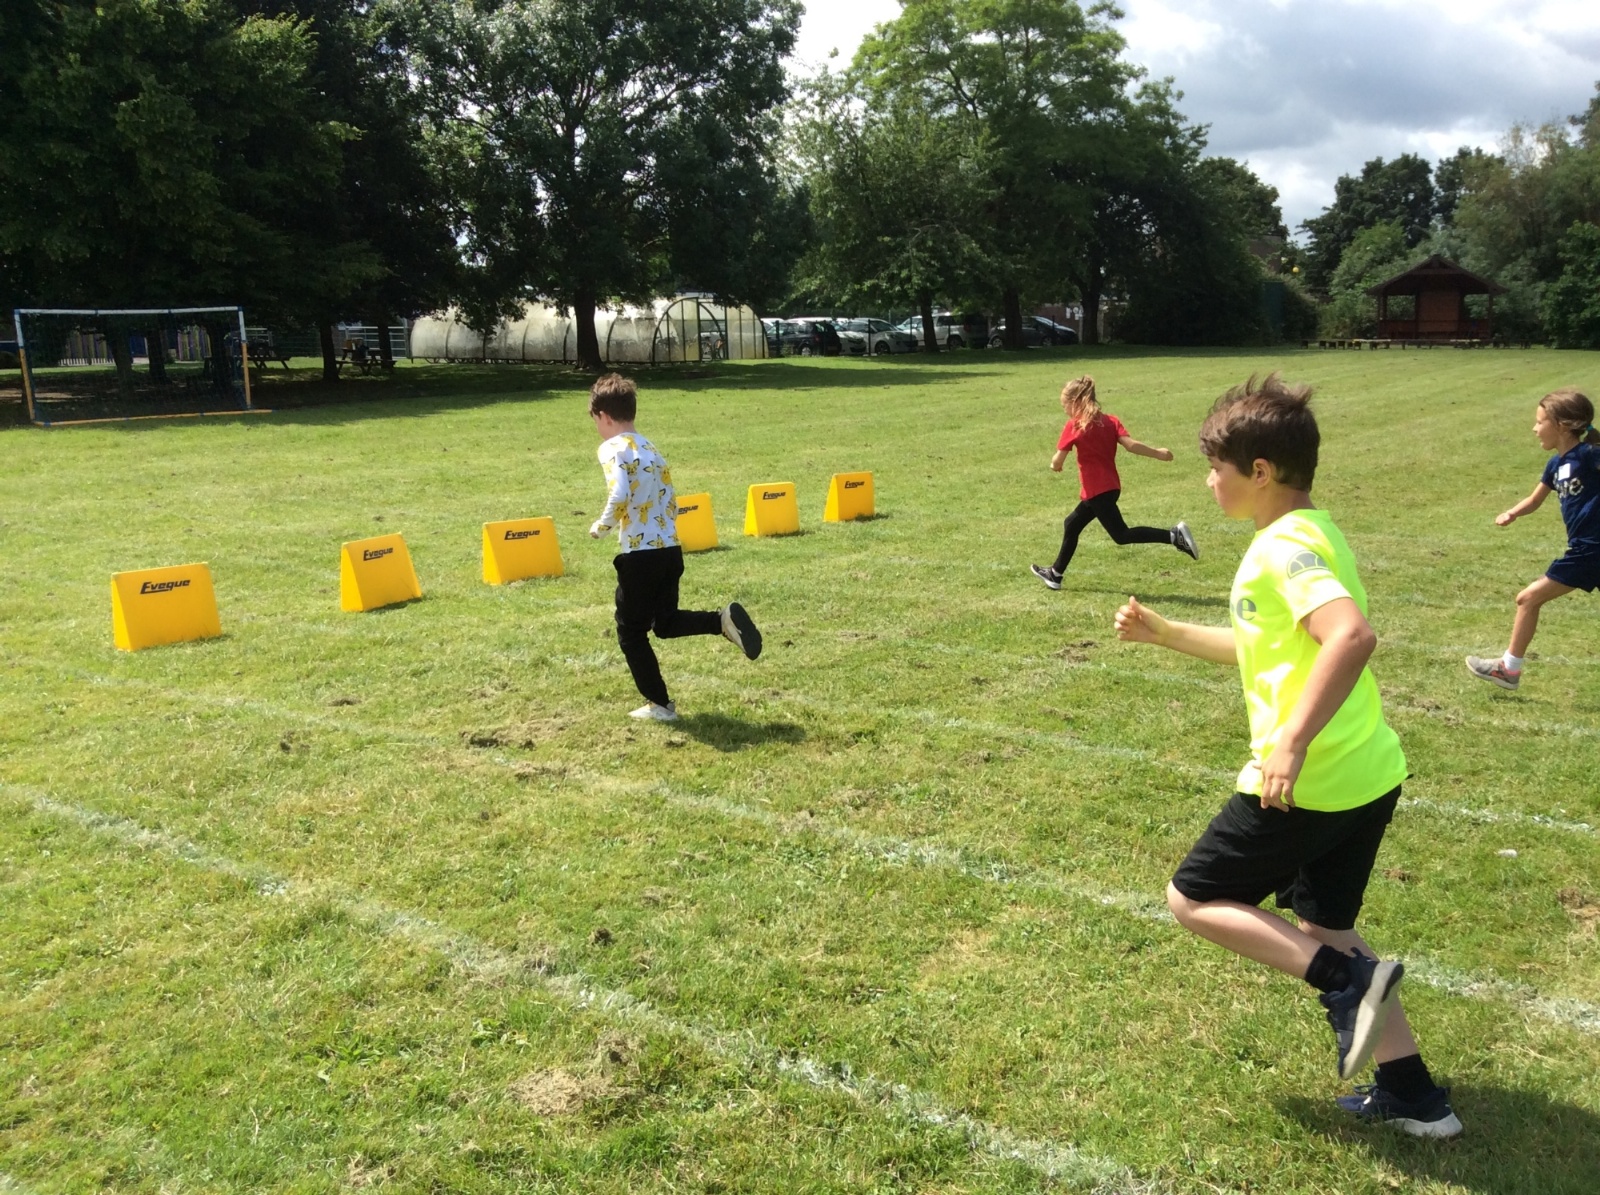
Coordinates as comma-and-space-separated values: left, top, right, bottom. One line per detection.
856, 0, 1135, 348
407, 0, 800, 370
1544, 221, 1600, 349
236, 0, 460, 378
790, 71, 991, 351
1299, 153, 1435, 289
0, 0, 376, 339
1113, 149, 1273, 346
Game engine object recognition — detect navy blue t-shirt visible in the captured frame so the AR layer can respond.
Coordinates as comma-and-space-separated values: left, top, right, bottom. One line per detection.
1541, 442, 1600, 551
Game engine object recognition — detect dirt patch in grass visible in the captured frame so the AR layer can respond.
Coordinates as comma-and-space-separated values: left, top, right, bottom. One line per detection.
508, 1068, 614, 1116
1558, 888, 1599, 937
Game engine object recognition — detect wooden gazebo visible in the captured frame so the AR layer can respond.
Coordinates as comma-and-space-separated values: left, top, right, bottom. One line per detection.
1366, 254, 1506, 342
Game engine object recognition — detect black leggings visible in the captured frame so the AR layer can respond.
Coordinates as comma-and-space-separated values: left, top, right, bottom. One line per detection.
613, 546, 722, 707
1052, 489, 1170, 573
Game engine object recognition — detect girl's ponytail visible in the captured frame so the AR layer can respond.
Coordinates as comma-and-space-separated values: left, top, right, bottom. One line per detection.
1062, 375, 1102, 431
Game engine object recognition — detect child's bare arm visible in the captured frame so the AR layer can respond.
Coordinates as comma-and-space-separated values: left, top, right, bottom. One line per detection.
1049, 448, 1068, 472
1257, 597, 1376, 810
1115, 596, 1237, 664
1117, 434, 1174, 462
1497, 483, 1551, 526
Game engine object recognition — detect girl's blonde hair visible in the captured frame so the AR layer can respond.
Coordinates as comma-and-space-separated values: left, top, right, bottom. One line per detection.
1540, 388, 1600, 446
1062, 375, 1101, 431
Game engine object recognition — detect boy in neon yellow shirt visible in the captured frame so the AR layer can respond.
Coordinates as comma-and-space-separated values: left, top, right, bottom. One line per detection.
1114, 373, 1461, 1138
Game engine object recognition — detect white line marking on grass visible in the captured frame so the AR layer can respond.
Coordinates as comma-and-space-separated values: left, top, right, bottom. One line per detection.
1403, 961, 1600, 1038
6, 785, 1170, 1195
0, 1176, 41, 1195
1398, 797, 1592, 835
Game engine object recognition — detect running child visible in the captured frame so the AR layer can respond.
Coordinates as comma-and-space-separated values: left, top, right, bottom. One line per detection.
1030, 374, 1199, 590
1466, 387, 1600, 690
1114, 373, 1461, 1138
588, 373, 761, 721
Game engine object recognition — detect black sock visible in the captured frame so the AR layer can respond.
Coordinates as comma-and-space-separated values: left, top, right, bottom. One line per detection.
1305, 944, 1352, 993
1375, 1053, 1436, 1103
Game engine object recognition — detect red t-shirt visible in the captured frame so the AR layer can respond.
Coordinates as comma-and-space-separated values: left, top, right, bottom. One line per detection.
1057, 413, 1128, 499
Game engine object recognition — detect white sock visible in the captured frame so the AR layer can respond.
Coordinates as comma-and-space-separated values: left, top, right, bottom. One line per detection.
1502, 652, 1524, 673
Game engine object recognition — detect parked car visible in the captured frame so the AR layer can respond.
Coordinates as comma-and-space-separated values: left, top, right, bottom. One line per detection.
761, 318, 810, 357
894, 311, 986, 350
987, 316, 1079, 348
786, 318, 843, 356
836, 318, 917, 355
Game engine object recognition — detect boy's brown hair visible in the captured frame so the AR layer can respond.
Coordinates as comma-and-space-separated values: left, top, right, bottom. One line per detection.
1199, 372, 1319, 490
589, 372, 637, 421
1539, 387, 1600, 446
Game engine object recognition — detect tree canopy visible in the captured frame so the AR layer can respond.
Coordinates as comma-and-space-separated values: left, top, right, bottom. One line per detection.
0, 0, 374, 323
403, 0, 800, 369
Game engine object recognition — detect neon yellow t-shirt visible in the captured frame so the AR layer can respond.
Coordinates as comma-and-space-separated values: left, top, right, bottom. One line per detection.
1229, 509, 1407, 811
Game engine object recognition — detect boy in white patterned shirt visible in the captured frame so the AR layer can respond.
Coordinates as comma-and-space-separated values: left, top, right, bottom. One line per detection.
588, 373, 761, 721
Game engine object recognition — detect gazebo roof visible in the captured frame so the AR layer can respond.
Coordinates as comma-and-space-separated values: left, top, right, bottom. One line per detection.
1366, 254, 1507, 298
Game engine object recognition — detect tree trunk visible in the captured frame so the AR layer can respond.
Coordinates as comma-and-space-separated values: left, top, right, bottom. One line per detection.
1003, 287, 1024, 350
109, 328, 136, 397
918, 291, 938, 355
319, 322, 340, 383
375, 313, 395, 373
574, 288, 602, 371
1082, 253, 1103, 346
142, 328, 167, 383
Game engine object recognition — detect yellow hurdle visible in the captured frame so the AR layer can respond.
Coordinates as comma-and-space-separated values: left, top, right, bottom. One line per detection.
340, 533, 422, 611
823, 471, 875, 522
482, 517, 563, 584
674, 492, 719, 552
744, 482, 800, 536
111, 563, 222, 651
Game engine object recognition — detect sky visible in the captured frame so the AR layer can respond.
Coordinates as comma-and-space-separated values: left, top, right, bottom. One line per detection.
787, 0, 1600, 233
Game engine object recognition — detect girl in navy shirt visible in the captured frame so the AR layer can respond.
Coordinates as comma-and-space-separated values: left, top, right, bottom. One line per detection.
1467, 388, 1600, 690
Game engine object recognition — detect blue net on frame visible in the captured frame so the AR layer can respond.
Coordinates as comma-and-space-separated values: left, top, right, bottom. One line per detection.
15, 308, 251, 426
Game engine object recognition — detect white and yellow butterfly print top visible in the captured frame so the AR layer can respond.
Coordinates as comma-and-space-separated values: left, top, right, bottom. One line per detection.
592, 432, 679, 553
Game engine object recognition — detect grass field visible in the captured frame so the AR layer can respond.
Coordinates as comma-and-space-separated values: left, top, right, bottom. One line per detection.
2, 347, 1598, 1194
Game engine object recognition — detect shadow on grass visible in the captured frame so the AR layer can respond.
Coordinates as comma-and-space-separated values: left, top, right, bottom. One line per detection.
1277, 1084, 1600, 1194
674, 711, 806, 752
78, 357, 1009, 430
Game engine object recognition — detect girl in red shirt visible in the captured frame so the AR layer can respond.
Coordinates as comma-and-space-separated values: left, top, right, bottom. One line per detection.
1031, 375, 1199, 589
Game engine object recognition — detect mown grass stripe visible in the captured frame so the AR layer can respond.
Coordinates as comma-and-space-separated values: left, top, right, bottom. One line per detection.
11, 786, 1171, 1195
583, 779, 1600, 1040
28, 661, 1596, 837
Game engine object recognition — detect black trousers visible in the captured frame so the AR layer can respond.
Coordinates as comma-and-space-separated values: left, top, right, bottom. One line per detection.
613, 546, 721, 707
1052, 489, 1170, 573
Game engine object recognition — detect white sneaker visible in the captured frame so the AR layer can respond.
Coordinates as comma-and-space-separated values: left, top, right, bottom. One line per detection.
629, 701, 678, 722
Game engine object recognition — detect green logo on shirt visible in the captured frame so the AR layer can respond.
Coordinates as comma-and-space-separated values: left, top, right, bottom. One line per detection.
1233, 597, 1257, 622
1286, 550, 1330, 578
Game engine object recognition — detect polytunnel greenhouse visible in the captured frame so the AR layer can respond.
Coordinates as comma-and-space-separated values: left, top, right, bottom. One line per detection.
408, 298, 767, 365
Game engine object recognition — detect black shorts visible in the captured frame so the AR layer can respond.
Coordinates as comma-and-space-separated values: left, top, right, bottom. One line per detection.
1547, 548, 1600, 592
1171, 785, 1401, 931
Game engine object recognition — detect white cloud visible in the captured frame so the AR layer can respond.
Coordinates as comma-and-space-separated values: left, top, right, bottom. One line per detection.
787, 0, 1600, 230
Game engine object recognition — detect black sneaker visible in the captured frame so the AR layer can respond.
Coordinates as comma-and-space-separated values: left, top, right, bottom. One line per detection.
1337, 1084, 1463, 1139
1172, 521, 1199, 560
721, 602, 762, 660
1320, 952, 1404, 1080
1030, 564, 1063, 590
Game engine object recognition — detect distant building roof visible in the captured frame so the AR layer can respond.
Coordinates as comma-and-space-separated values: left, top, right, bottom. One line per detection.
1365, 254, 1507, 298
